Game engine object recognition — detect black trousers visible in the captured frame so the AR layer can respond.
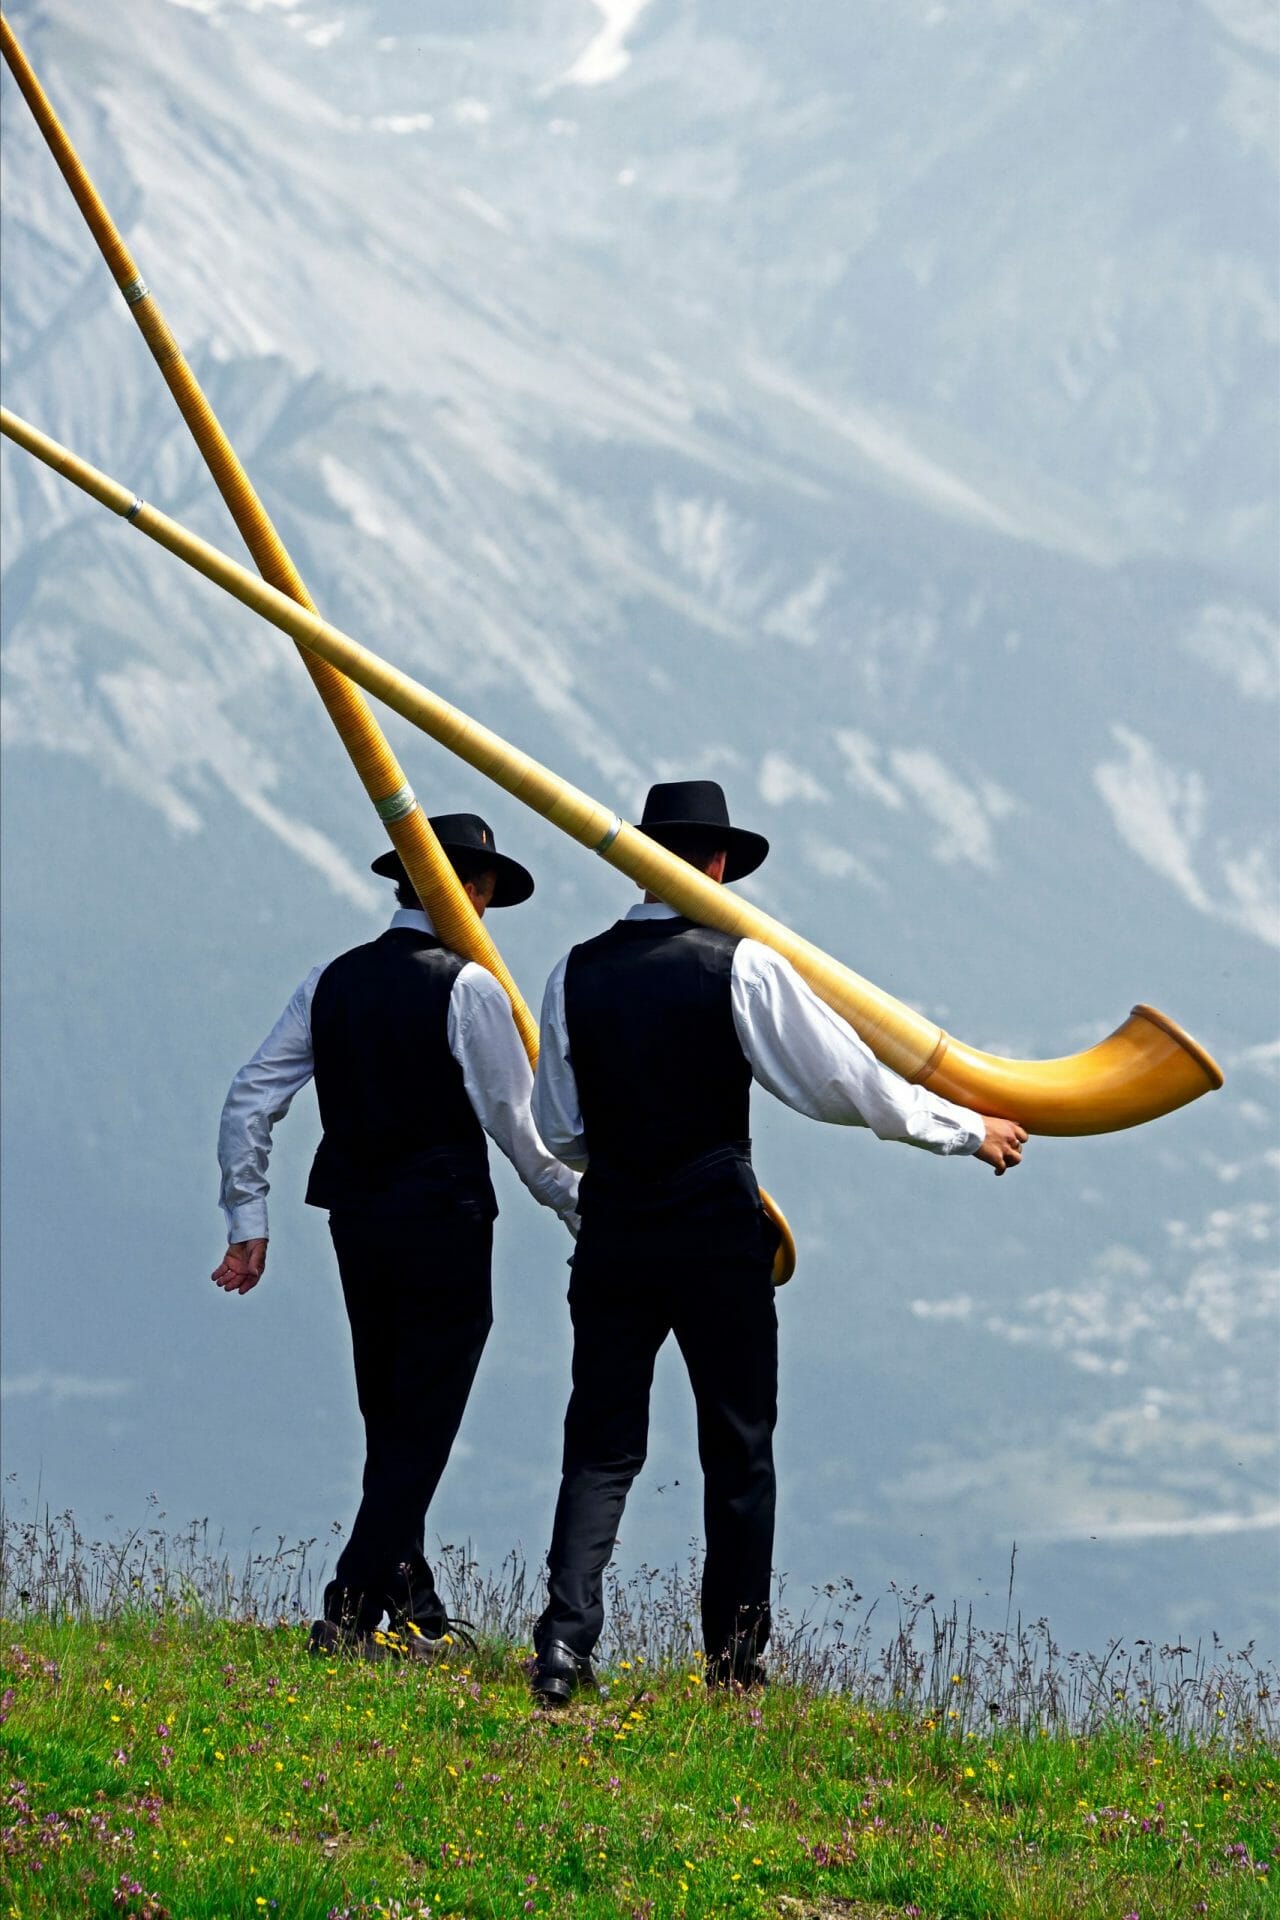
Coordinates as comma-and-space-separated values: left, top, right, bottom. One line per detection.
538, 1158, 779, 1665
322, 1204, 493, 1635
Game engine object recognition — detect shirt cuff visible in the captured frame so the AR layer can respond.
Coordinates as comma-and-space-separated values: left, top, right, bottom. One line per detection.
944, 1110, 986, 1155
224, 1200, 269, 1243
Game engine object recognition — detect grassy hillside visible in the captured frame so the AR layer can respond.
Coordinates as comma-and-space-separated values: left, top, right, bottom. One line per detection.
1, 1514, 1275, 1918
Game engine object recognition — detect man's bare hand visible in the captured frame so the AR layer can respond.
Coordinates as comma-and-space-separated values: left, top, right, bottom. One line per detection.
212, 1238, 268, 1294
975, 1117, 1029, 1176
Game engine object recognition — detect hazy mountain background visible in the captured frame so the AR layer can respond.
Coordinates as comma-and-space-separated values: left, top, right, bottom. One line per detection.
2, 0, 1276, 1655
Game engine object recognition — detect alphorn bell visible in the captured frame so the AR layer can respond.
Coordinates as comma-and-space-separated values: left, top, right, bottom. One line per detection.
1, 410, 1225, 1137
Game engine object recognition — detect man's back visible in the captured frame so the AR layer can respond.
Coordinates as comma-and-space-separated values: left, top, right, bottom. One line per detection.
307, 928, 486, 1212
564, 915, 752, 1192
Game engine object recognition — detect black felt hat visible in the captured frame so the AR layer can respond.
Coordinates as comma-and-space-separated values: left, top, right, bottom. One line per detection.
371, 812, 534, 907
636, 780, 769, 882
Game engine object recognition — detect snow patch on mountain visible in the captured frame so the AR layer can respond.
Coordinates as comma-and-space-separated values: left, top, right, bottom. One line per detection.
1094, 726, 1280, 945
757, 751, 829, 807
652, 492, 755, 611
761, 561, 842, 648
799, 835, 883, 890
1, 1371, 134, 1406
743, 354, 1120, 565
1198, 0, 1280, 58
1231, 1038, 1280, 1079
1181, 602, 1280, 703
300, 19, 344, 51
561, 1, 655, 89
366, 114, 434, 136
1038, 1507, 1280, 1543
887, 750, 1016, 873
455, 186, 509, 232
317, 455, 390, 541
233, 786, 381, 909
834, 732, 1016, 871
834, 730, 906, 811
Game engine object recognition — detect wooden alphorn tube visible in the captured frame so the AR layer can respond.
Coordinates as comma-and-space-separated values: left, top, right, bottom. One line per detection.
0, 10, 538, 1058
0, 407, 1225, 1137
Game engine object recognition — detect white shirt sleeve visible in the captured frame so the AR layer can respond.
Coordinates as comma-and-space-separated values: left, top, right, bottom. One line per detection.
731, 939, 985, 1154
530, 953, 589, 1170
450, 963, 581, 1220
217, 966, 325, 1243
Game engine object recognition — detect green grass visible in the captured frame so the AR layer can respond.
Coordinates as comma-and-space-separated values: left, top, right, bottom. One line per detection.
2, 1615, 1276, 1919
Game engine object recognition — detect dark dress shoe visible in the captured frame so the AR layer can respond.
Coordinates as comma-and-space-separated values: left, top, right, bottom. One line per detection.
531, 1638, 598, 1706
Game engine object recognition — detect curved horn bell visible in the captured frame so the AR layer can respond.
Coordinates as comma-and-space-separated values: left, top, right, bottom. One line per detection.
920, 1006, 1223, 1136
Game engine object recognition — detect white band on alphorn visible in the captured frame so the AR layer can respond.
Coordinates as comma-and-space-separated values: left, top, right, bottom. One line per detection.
374, 783, 418, 824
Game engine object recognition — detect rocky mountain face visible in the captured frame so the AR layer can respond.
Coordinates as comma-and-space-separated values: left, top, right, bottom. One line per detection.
2, 0, 1276, 1651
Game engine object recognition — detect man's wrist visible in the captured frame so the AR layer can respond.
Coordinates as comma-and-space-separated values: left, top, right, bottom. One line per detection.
224, 1203, 269, 1243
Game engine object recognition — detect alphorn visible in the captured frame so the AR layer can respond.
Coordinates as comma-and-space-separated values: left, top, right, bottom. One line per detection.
0, 408, 1225, 1137
0, 11, 533, 1056
0, 16, 796, 1281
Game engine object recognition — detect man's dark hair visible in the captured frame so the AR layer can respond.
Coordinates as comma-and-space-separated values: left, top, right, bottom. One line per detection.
395, 854, 497, 909
652, 828, 729, 870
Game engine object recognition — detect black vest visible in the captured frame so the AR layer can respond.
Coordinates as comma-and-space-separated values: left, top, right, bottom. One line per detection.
563, 916, 752, 1205
304, 928, 494, 1216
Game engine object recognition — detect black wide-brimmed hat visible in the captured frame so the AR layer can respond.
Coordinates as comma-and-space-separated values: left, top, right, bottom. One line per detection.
371, 812, 534, 907
636, 780, 769, 883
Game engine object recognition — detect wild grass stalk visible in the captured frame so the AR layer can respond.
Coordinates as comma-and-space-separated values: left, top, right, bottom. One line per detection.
2, 1502, 1274, 1748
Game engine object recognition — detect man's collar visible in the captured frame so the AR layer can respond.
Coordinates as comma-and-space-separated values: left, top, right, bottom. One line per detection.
624, 900, 681, 921
389, 906, 437, 936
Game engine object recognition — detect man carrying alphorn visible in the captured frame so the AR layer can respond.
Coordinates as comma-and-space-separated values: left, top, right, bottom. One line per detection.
214, 813, 579, 1658
529, 779, 1027, 1701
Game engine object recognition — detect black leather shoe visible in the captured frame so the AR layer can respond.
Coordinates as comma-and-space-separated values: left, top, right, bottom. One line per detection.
531, 1638, 598, 1707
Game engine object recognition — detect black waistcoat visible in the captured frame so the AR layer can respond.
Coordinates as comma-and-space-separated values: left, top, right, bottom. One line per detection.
563, 916, 752, 1204
304, 928, 493, 1216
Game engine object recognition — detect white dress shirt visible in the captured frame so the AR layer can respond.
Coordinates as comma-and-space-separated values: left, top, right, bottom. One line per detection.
218, 908, 580, 1241
532, 900, 986, 1169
